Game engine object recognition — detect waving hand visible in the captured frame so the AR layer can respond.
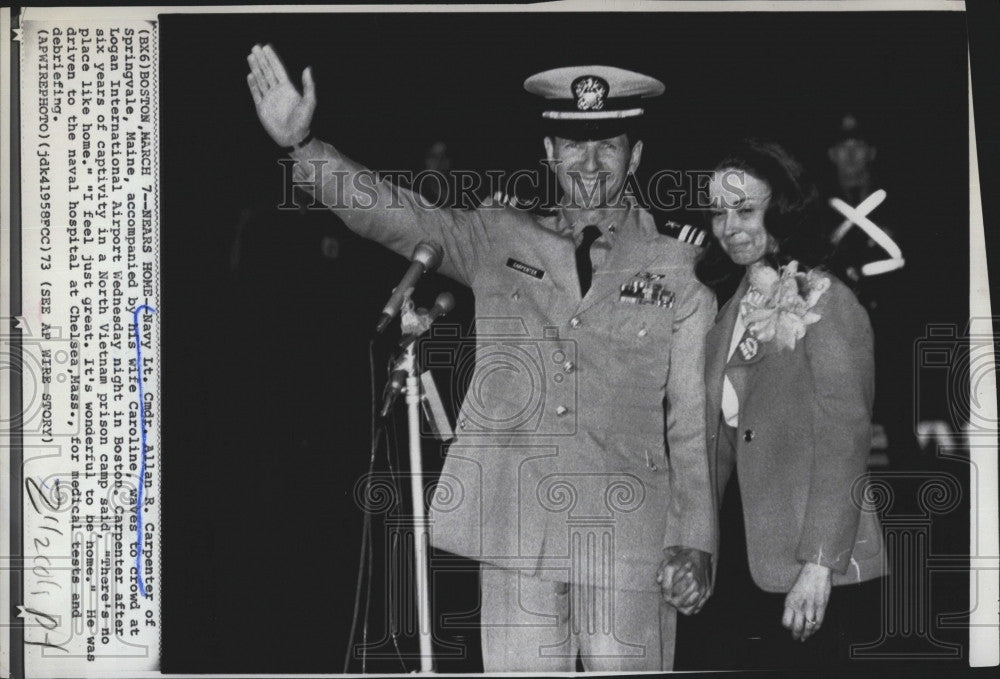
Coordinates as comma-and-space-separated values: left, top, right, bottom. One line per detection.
246, 43, 316, 147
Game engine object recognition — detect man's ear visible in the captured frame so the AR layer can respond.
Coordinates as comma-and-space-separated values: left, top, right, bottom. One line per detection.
629, 139, 644, 174
543, 136, 555, 164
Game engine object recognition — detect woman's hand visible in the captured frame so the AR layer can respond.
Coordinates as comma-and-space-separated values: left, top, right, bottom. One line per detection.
246, 44, 316, 147
783, 562, 832, 641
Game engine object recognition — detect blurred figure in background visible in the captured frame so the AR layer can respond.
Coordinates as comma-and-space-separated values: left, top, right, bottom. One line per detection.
828, 114, 877, 207
822, 113, 914, 466
825, 113, 904, 305
421, 139, 454, 206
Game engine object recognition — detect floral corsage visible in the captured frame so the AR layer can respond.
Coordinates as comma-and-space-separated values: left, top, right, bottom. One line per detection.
739, 260, 831, 351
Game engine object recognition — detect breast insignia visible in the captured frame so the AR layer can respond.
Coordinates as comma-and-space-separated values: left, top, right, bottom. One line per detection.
620, 272, 674, 308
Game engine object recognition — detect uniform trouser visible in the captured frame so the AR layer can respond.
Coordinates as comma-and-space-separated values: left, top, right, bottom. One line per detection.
479, 566, 676, 672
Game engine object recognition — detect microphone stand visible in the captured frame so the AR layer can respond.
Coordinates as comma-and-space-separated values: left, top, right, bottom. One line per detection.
401, 342, 434, 673
382, 298, 442, 673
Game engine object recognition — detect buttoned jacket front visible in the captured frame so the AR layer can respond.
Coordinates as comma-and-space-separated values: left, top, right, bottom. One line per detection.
294, 142, 717, 592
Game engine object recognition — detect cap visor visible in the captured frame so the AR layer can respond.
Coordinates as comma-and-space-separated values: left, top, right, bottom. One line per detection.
545, 118, 637, 141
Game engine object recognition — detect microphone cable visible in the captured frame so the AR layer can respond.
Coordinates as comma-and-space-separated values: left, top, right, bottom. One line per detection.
343, 339, 411, 673
343, 338, 382, 673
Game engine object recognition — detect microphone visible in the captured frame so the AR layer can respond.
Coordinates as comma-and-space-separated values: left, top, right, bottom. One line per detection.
380, 368, 408, 418
425, 292, 456, 323
383, 292, 457, 417
375, 242, 443, 334
399, 292, 456, 348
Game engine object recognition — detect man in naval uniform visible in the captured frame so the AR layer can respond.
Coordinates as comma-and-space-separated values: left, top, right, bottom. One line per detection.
246, 44, 715, 672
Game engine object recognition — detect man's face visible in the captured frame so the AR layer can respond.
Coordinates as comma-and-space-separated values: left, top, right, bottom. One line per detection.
544, 134, 642, 209
828, 138, 876, 177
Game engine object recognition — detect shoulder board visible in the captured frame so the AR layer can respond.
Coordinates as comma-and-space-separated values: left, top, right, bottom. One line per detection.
483, 190, 557, 217
662, 220, 708, 247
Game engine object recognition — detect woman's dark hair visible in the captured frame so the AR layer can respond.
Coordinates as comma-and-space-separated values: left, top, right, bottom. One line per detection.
695, 138, 831, 302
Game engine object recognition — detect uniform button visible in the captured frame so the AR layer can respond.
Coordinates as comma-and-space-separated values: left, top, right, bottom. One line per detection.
562, 361, 575, 373
553, 373, 564, 384
553, 350, 565, 363
511, 291, 520, 300
555, 405, 569, 416
744, 429, 754, 442
570, 316, 582, 328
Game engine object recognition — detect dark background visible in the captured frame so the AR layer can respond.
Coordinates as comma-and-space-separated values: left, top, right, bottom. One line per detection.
159, 9, 977, 674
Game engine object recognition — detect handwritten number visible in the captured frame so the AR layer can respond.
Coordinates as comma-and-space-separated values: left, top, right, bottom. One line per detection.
25, 477, 61, 514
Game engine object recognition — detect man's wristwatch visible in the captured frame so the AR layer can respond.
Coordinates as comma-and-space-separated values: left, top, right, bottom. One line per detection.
282, 131, 314, 153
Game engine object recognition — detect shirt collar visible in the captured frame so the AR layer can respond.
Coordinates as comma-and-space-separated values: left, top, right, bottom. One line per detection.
558, 198, 636, 244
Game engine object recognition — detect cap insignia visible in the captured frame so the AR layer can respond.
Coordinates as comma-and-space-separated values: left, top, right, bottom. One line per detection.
572, 75, 608, 112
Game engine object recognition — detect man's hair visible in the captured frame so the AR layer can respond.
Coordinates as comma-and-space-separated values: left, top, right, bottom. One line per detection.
695, 138, 831, 303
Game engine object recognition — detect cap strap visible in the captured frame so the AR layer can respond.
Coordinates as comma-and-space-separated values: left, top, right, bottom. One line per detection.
542, 108, 644, 120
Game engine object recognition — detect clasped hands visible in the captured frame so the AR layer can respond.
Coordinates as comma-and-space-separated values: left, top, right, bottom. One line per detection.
656, 548, 832, 641
656, 546, 712, 615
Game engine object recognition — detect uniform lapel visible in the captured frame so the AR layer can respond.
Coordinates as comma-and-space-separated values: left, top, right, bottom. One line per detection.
722, 278, 788, 414
705, 275, 748, 432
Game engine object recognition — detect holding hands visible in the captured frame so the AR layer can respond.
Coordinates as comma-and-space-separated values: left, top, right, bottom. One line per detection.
658, 548, 832, 643
246, 43, 316, 147
657, 546, 712, 615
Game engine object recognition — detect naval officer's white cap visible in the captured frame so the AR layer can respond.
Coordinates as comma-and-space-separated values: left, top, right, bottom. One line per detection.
525, 66, 665, 119
524, 65, 664, 140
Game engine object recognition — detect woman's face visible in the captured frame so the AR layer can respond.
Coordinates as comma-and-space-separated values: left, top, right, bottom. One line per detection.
708, 169, 775, 267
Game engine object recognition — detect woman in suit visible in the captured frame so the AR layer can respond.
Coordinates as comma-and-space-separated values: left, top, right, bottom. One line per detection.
684, 139, 886, 669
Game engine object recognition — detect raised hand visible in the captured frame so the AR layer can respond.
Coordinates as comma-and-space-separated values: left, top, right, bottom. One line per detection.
657, 546, 712, 615
782, 561, 832, 641
246, 43, 316, 147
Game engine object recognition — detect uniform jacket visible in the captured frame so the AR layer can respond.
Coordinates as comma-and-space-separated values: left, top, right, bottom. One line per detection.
705, 271, 886, 593
293, 141, 717, 592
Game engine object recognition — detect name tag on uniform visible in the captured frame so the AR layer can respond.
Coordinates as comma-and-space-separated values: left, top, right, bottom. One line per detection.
506, 257, 545, 280
619, 272, 674, 308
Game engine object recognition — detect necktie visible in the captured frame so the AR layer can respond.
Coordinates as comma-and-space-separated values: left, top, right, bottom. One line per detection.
575, 225, 602, 296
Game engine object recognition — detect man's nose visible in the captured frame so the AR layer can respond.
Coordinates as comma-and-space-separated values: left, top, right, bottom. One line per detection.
583, 145, 600, 172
